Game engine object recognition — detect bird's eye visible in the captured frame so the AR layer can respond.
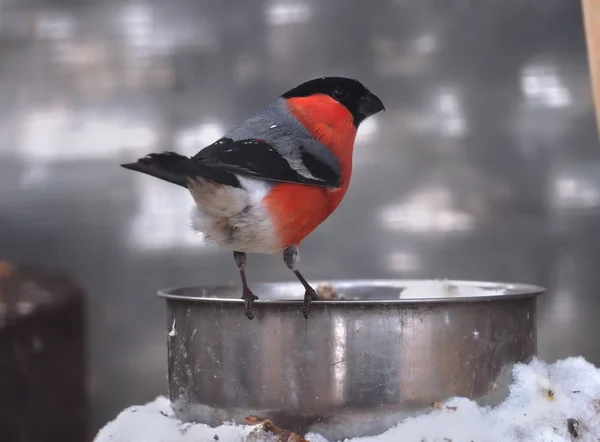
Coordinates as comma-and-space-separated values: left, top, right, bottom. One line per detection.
332, 87, 346, 100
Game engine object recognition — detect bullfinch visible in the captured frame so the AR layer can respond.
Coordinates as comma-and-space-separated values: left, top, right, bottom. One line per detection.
121, 76, 385, 320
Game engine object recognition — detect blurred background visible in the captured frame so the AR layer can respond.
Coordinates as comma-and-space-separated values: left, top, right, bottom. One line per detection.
0, 0, 599, 439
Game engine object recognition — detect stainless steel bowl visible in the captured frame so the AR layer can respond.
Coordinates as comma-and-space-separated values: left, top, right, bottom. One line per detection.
159, 280, 544, 440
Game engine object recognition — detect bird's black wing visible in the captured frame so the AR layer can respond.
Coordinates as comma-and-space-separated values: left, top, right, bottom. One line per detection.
193, 138, 341, 188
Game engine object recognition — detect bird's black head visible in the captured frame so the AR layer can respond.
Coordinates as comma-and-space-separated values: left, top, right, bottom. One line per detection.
281, 76, 385, 127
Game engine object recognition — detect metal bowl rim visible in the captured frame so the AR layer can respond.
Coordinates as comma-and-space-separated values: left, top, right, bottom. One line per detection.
157, 279, 545, 304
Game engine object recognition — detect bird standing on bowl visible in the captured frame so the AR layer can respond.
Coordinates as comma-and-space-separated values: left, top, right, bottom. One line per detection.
121, 77, 385, 320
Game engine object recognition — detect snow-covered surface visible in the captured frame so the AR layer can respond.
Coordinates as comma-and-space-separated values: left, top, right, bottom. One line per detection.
399, 280, 506, 299
94, 357, 600, 442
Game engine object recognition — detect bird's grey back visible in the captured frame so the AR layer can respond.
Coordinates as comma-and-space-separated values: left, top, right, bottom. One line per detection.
223, 98, 341, 181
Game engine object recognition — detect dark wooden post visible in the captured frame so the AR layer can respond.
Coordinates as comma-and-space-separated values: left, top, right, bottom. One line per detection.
0, 262, 88, 442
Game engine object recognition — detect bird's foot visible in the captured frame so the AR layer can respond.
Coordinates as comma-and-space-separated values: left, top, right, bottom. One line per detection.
302, 287, 321, 319
241, 289, 259, 320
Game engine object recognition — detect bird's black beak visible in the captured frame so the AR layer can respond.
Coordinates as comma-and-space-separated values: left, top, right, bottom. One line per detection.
359, 91, 385, 118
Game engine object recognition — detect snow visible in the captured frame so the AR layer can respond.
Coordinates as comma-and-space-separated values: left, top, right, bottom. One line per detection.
168, 318, 177, 337
94, 356, 600, 442
399, 280, 506, 299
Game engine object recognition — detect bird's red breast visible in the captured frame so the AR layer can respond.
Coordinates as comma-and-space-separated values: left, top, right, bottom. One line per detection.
262, 94, 357, 249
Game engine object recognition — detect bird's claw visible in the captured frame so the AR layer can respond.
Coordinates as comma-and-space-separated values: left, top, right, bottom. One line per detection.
242, 290, 259, 320
302, 288, 321, 319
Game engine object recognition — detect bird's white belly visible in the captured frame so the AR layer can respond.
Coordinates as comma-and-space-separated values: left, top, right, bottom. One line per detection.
188, 175, 281, 254
190, 204, 281, 254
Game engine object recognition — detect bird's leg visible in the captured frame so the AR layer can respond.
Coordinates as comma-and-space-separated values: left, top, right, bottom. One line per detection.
283, 245, 320, 319
233, 251, 258, 320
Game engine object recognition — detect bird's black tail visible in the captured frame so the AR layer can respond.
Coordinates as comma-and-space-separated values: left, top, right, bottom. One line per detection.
121, 151, 240, 188
120, 152, 204, 188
